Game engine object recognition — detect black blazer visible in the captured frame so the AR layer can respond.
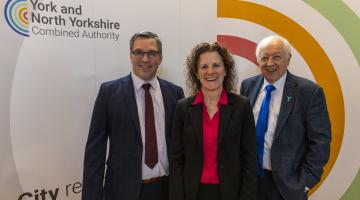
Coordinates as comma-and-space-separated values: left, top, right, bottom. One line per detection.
240, 71, 331, 200
170, 92, 257, 200
82, 74, 184, 200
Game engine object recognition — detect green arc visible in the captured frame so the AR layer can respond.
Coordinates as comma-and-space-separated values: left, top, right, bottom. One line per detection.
304, 1, 360, 70
303, 1, 360, 199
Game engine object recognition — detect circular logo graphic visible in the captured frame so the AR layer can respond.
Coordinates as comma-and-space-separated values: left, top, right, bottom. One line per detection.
217, 0, 345, 195
4, 0, 29, 37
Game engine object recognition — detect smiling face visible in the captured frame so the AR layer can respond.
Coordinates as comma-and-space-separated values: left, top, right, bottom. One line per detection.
197, 51, 225, 93
130, 38, 162, 81
257, 39, 291, 83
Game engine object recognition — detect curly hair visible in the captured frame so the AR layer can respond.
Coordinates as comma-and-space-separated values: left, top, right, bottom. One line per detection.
186, 42, 237, 95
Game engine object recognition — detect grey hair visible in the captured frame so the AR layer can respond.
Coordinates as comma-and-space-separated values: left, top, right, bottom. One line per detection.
129, 31, 162, 57
255, 35, 291, 59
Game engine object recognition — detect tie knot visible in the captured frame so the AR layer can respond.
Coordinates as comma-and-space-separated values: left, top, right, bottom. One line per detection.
265, 84, 276, 93
142, 83, 151, 91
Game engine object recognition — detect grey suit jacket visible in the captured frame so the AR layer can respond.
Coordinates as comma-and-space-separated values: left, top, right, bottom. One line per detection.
170, 92, 257, 200
240, 71, 331, 200
82, 74, 184, 200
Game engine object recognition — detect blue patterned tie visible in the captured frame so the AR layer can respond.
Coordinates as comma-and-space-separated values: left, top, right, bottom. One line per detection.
256, 84, 276, 177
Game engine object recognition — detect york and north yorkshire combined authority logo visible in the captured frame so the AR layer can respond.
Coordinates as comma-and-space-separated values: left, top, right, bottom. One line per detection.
4, 0, 120, 41
4, 0, 29, 37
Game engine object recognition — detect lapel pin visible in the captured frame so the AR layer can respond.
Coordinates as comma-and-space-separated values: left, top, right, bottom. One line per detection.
287, 96, 293, 102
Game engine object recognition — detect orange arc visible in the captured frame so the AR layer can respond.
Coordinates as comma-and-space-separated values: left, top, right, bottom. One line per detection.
218, 0, 345, 194
18, 7, 28, 25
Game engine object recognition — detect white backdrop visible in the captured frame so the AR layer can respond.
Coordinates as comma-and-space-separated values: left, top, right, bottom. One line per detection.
1, 0, 359, 199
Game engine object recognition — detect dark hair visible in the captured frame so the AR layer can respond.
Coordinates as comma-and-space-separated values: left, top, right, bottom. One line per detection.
186, 42, 237, 95
129, 31, 162, 57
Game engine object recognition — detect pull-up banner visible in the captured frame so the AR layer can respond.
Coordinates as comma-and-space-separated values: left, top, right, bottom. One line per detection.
1, 0, 359, 199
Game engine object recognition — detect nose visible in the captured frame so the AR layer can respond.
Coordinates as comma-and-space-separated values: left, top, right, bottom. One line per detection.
207, 66, 214, 74
141, 53, 150, 62
267, 57, 275, 66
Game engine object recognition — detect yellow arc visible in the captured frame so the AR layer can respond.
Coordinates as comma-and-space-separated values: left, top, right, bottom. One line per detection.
18, 7, 28, 25
218, 0, 345, 194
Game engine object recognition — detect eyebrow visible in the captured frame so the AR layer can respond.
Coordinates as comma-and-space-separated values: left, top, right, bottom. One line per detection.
261, 52, 283, 56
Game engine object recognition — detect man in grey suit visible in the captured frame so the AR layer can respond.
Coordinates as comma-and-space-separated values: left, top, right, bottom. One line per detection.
82, 31, 184, 200
240, 35, 331, 200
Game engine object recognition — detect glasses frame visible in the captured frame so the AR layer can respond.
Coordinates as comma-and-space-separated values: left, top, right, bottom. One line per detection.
131, 50, 160, 59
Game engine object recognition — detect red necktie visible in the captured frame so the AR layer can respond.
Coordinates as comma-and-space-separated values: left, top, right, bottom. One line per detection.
142, 83, 158, 169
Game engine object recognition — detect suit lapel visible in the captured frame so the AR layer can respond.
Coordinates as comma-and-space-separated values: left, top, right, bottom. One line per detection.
188, 103, 203, 150
158, 79, 171, 141
249, 76, 264, 106
124, 74, 142, 144
217, 97, 233, 152
273, 72, 297, 140
188, 93, 234, 152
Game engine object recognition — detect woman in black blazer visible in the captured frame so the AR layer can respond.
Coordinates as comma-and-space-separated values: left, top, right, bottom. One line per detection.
169, 42, 257, 200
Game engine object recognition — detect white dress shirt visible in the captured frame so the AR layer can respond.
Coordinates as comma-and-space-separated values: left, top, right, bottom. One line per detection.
253, 72, 287, 170
131, 72, 168, 179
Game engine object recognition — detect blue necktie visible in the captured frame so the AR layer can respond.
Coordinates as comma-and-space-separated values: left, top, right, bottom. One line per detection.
256, 84, 275, 177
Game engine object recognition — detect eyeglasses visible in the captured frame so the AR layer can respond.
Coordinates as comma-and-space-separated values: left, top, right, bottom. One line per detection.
131, 50, 160, 59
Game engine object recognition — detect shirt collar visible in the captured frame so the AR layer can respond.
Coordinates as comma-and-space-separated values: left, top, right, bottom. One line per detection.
193, 89, 228, 106
131, 72, 158, 91
262, 71, 287, 91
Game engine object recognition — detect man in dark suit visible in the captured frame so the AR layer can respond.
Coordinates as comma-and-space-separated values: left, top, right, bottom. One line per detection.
240, 35, 331, 200
82, 31, 184, 200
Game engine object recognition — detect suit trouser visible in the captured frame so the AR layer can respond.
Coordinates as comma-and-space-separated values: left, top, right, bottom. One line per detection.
257, 170, 309, 200
257, 170, 284, 200
140, 176, 169, 200
198, 183, 220, 200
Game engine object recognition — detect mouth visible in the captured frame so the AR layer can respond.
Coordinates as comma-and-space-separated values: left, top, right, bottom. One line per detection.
205, 77, 217, 81
138, 64, 153, 69
264, 66, 276, 72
